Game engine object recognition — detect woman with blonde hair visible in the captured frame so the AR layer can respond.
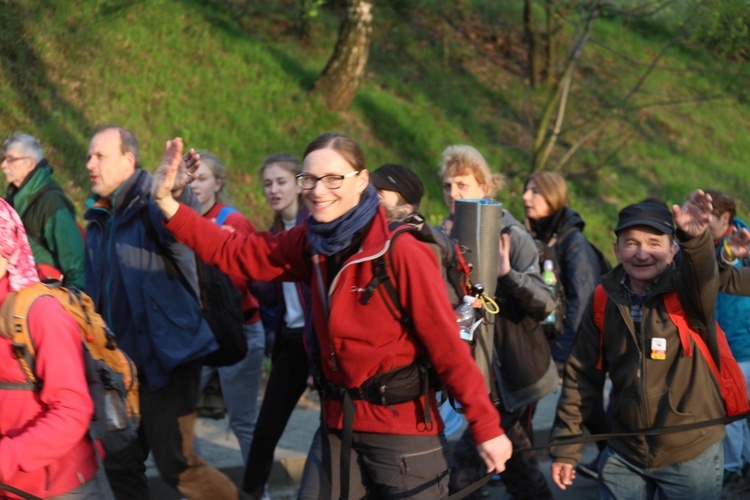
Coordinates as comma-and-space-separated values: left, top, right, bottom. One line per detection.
243, 152, 313, 499
190, 151, 265, 467
438, 145, 557, 499
438, 145, 504, 234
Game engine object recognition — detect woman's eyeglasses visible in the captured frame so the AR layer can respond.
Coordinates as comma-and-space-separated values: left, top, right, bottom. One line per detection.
296, 171, 360, 190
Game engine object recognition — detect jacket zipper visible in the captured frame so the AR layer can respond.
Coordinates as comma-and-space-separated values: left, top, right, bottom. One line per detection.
314, 240, 391, 374
638, 309, 651, 468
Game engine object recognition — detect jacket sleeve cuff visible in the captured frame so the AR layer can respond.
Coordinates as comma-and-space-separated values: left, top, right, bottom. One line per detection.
163, 202, 191, 232
471, 424, 504, 446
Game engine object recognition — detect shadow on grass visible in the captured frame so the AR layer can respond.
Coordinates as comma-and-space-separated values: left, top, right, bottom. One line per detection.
0, 1, 93, 185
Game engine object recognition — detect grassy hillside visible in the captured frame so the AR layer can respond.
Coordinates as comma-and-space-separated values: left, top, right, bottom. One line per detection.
1, 0, 748, 255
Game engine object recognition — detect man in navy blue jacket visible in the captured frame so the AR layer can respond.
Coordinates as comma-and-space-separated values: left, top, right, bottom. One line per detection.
84, 126, 240, 500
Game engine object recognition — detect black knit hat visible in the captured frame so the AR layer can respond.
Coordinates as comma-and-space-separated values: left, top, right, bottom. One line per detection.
370, 164, 425, 207
615, 202, 675, 236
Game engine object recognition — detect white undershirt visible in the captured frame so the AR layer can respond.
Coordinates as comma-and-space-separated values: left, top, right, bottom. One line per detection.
282, 217, 305, 328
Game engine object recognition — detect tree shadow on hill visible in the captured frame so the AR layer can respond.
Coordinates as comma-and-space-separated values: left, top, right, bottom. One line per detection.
174, 0, 319, 88
0, 1, 94, 186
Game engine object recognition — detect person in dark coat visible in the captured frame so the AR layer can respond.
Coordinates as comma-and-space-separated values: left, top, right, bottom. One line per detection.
439, 145, 558, 499
522, 171, 606, 374
523, 171, 611, 479
2, 133, 85, 288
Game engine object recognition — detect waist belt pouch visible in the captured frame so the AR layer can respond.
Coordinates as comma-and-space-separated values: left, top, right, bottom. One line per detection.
359, 359, 428, 406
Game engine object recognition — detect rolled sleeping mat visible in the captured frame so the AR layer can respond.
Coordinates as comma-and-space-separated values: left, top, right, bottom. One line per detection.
453, 199, 503, 394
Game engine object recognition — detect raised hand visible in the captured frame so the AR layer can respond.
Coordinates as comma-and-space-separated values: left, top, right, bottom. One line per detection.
151, 138, 186, 219
672, 190, 713, 238
723, 227, 750, 261
184, 149, 201, 178
497, 231, 511, 278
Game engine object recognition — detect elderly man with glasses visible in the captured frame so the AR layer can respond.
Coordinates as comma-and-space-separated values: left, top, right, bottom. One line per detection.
2, 133, 85, 288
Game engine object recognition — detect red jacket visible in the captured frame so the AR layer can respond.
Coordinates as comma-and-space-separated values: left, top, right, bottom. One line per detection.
0, 277, 97, 498
166, 204, 502, 444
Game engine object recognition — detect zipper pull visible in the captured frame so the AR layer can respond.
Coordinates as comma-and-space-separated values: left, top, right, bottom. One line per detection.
329, 351, 338, 371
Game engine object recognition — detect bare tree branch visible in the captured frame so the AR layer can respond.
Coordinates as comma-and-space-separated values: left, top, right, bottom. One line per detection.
622, 94, 733, 111
552, 0, 710, 171
601, 0, 682, 18
537, 65, 573, 170
589, 38, 750, 76
533, 0, 603, 171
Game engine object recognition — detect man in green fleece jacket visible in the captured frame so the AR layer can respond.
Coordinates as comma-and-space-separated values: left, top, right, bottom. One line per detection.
550, 191, 725, 499
2, 133, 85, 289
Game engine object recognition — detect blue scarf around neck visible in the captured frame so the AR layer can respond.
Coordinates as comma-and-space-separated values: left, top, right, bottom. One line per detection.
308, 184, 380, 256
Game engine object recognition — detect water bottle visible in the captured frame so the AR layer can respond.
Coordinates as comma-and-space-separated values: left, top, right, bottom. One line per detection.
455, 295, 476, 341
541, 259, 557, 325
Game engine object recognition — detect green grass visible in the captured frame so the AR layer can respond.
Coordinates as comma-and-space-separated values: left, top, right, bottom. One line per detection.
1, 0, 748, 251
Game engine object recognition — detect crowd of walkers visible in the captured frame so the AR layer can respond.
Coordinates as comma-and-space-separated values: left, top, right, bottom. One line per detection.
1, 128, 750, 500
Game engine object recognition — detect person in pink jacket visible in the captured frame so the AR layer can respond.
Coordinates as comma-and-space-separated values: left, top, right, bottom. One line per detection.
0, 198, 113, 499
151, 132, 512, 499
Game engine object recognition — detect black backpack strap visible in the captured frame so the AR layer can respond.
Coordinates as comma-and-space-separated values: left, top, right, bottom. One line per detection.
0, 484, 44, 500
360, 228, 433, 422
339, 391, 356, 500
359, 226, 414, 323
141, 207, 198, 302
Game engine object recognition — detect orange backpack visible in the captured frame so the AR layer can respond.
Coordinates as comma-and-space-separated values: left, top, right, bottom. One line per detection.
593, 284, 749, 417
0, 281, 140, 452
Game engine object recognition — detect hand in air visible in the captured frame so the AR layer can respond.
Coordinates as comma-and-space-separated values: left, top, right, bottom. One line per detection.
723, 227, 750, 261
672, 190, 713, 238
497, 231, 511, 278
151, 138, 198, 219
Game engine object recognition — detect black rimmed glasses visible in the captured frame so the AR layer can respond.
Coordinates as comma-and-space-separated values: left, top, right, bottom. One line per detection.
296, 171, 360, 190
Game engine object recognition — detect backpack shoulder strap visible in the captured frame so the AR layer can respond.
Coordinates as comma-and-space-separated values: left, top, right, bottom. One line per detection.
359, 225, 415, 325
18, 184, 61, 258
215, 206, 239, 227
0, 282, 56, 389
18, 184, 60, 221
662, 292, 695, 358
593, 284, 608, 370
141, 207, 198, 302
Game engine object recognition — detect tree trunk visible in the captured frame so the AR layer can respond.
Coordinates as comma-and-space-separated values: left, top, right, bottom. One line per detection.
524, 0, 541, 87
532, 1, 600, 171
313, 0, 373, 112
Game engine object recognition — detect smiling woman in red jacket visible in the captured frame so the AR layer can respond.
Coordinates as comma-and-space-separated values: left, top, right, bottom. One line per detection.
0, 198, 113, 500
152, 133, 512, 499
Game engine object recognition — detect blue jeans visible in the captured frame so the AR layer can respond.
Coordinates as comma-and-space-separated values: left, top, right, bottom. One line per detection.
51, 467, 115, 499
723, 359, 750, 473
598, 441, 723, 500
200, 321, 265, 464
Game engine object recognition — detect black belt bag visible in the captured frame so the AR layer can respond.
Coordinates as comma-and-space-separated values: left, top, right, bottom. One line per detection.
325, 357, 435, 407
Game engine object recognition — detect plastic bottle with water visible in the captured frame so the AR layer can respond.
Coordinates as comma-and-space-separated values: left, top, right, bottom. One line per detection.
455, 295, 476, 341
541, 259, 557, 325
